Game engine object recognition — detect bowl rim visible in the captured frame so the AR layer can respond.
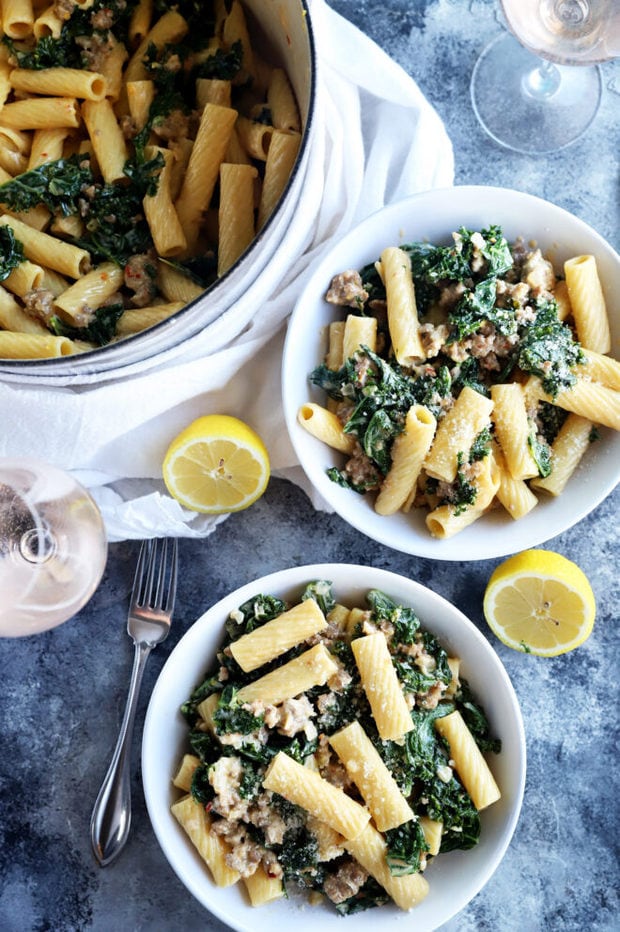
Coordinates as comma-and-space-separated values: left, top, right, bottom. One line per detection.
0, 0, 319, 378
281, 185, 620, 561
142, 561, 526, 932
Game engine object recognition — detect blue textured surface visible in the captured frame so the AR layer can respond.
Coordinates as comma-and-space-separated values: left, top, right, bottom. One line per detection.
1, 2, 618, 930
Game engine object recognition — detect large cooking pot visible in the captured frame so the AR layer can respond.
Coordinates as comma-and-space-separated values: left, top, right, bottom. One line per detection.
0, 0, 317, 382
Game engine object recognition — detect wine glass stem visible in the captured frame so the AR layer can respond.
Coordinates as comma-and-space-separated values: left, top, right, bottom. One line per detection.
522, 58, 562, 99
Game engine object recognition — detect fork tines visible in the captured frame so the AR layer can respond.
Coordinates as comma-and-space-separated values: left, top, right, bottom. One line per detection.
133, 538, 178, 612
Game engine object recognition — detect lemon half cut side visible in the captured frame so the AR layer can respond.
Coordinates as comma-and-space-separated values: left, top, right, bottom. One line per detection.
163, 415, 270, 515
483, 549, 596, 657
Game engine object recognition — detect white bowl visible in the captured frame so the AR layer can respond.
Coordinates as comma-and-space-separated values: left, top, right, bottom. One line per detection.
282, 186, 620, 561
142, 563, 526, 932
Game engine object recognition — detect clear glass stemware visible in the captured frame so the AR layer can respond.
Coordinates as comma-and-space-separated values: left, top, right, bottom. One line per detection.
0, 458, 108, 636
471, 0, 620, 154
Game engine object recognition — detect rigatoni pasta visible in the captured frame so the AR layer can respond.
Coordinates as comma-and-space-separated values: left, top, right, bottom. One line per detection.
378, 245, 425, 365
263, 751, 371, 840
172, 580, 502, 916
377, 403, 437, 515
329, 720, 415, 831
434, 710, 501, 811
171, 795, 241, 888
297, 402, 358, 455
351, 631, 414, 741
0, 1, 302, 358
229, 597, 327, 673
564, 254, 610, 354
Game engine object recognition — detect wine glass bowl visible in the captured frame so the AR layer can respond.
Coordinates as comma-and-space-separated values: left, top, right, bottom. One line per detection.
508, 0, 620, 64
471, 0, 619, 154
0, 458, 108, 637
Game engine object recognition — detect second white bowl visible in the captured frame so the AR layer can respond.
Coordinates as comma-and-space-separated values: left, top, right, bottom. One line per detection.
142, 562, 526, 932
282, 186, 620, 560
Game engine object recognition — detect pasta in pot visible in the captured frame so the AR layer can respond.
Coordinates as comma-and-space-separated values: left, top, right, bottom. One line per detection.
299, 226, 620, 538
171, 580, 502, 915
0, 0, 301, 359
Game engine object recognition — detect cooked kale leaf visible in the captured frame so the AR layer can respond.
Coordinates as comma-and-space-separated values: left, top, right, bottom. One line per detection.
449, 277, 518, 341
0, 226, 24, 282
312, 347, 450, 494
385, 820, 429, 875
451, 356, 489, 397
469, 425, 493, 462
49, 303, 124, 347
362, 408, 398, 475
76, 154, 163, 265
133, 42, 189, 159
409, 364, 452, 418
225, 594, 288, 638
213, 686, 264, 735
280, 825, 320, 884
239, 761, 263, 800
3, 32, 78, 69
452, 451, 479, 515
407, 706, 454, 782
473, 224, 513, 277
427, 775, 481, 851
188, 728, 220, 763
528, 429, 552, 478
301, 579, 335, 616
336, 876, 390, 915
367, 589, 421, 644
404, 225, 512, 286
403, 237, 471, 285
154, 0, 211, 28
456, 680, 501, 754
394, 662, 437, 694
517, 297, 584, 397
0, 154, 91, 216
194, 39, 244, 80
190, 763, 215, 805
180, 672, 221, 722
325, 466, 372, 495
536, 400, 568, 445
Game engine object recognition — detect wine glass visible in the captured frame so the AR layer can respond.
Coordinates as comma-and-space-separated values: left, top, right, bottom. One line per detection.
0, 458, 108, 637
471, 0, 620, 154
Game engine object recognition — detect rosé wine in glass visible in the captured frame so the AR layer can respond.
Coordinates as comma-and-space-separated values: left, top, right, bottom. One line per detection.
0, 458, 107, 637
471, 0, 619, 154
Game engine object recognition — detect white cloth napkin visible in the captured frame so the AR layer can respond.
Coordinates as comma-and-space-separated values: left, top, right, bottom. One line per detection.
0, 0, 454, 541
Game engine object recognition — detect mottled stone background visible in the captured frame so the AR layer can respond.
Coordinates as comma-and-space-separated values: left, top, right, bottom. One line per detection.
1, 2, 618, 931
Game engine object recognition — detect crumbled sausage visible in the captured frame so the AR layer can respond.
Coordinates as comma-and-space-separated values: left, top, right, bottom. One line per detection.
419, 322, 450, 358
153, 109, 190, 142
344, 445, 382, 490
124, 252, 158, 307
521, 248, 556, 294
53, 0, 76, 21
325, 270, 368, 308
75, 34, 116, 73
323, 859, 369, 905
23, 289, 56, 324
261, 696, 317, 739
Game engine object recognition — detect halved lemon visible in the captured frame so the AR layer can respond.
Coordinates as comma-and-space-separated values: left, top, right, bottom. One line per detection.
482, 549, 596, 657
162, 415, 270, 514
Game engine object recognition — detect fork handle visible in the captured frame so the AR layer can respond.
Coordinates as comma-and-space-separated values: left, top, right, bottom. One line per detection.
90, 640, 152, 867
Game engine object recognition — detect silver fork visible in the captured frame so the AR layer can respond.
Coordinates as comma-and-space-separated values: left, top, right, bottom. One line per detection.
90, 537, 178, 867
